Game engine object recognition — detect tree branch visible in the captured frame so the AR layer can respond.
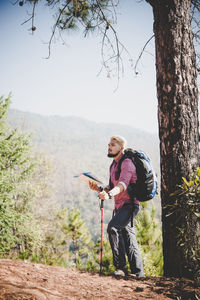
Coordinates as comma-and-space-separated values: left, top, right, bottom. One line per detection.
21, 1, 37, 33
46, 1, 72, 59
134, 34, 154, 75
95, 0, 131, 87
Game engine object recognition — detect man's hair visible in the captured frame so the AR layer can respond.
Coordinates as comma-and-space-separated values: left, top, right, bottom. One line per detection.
110, 135, 127, 149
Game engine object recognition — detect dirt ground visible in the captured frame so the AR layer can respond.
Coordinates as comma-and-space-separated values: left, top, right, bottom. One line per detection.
0, 259, 199, 300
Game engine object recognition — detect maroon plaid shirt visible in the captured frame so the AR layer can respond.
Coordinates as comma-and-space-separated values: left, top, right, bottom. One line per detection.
110, 153, 140, 211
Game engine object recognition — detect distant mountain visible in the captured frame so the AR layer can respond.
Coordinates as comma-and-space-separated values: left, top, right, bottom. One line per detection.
7, 109, 161, 238
8, 109, 159, 160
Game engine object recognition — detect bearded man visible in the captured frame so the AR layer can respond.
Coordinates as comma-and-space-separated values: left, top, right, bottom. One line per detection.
89, 135, 144, 277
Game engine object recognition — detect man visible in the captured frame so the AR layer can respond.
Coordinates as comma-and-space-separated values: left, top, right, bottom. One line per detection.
89, 135, 144, 277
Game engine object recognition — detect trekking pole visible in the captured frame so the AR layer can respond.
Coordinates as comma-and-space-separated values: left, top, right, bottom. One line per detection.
97, 186, 104, 274
100, 198, 104, 274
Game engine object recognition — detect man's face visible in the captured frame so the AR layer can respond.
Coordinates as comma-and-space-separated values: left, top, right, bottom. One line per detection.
108, 140, 122, 157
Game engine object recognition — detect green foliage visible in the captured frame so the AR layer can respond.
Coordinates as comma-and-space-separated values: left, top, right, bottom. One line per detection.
135, 202, 163, 276
0, 95, 44, 258
57, 0, 111, 34
63, 208, 94, 267
171, 167, 200, 200
22, 0, 112, 35
169, 167, 200, 230
86, 238, 114, 274
36, 208, 71, 266
170, 168, 200, 280
36, 207, 94, 268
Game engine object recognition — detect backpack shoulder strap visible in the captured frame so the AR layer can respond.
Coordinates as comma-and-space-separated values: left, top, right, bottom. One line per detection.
109, 160, 115, 189
109, 155, 131, 187
117, 149, 137, 175
117, 154, 128, 175
109, 160, 115, 171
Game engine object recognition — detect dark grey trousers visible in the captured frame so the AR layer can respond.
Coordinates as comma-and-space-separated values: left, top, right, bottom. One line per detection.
107, 203, 144, 276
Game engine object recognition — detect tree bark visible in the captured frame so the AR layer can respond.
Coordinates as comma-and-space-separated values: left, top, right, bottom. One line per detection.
149, 0, 200, 279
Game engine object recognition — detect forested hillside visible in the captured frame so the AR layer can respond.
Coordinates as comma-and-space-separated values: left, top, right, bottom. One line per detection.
8, 109, 160, 238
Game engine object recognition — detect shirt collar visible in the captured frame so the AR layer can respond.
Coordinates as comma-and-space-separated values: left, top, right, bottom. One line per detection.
114, 153, 124, 164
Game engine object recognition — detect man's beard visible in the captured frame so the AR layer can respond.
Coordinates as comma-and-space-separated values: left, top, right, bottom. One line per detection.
107, 151, 120, 158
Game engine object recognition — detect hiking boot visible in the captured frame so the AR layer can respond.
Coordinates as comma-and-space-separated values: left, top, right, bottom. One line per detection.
130, 272, 145, 278
113, 267, 128, 277
130, 268, 145, 278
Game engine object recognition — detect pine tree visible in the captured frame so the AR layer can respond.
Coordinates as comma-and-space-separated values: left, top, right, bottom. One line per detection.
63, 208, 93, 268
39, 208, 72, 266
0, 95, 44, 258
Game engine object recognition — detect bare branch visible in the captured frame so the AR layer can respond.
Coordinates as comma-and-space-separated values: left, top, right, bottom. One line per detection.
11, 0, 19, 5
21, 15, 33, 26
18, 0, 133, 86
46, 1, 72, 59
134, 34, 154, 75
31, 1, 37, 33
95, 0, 132, 87
21, 1, 37, 33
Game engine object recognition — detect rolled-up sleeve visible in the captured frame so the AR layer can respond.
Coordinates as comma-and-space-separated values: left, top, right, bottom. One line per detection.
118, 158, 137, 190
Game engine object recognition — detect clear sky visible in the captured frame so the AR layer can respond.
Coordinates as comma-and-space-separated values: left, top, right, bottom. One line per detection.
0, 0, 158, 133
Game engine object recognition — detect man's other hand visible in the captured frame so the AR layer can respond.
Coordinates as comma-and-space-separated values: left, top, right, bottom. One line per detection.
89, 181, 99, 191
98, 191, 109, 200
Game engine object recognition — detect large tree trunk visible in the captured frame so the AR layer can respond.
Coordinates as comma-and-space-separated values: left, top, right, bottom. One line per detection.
148, 0, 200, 280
